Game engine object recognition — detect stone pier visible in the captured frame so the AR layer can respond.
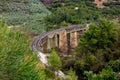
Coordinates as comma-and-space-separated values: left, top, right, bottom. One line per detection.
59, 30, 68, 53
55, 34, 58, 47
47, 34, 59, 51
70, 31, 77, 49
47, 38, 51, 50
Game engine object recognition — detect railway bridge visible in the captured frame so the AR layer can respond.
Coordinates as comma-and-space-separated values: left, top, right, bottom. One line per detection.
31, 24, 89, 53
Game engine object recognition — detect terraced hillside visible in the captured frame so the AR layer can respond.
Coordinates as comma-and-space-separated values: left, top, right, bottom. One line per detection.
0, 0, 51, 34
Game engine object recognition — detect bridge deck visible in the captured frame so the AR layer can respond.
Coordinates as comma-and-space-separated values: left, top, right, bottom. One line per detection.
31, 24, 88, 52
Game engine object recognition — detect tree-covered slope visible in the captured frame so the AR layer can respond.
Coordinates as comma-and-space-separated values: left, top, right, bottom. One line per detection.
0, 0, 51, 34
44, 0, 120, 31
0, 19, 54, 80
75, 19, 120, 80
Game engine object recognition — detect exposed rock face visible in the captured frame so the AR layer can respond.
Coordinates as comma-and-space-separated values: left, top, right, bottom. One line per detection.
41, 0, 53, 5
94, 0, 109, 8
94, 0, 120, 8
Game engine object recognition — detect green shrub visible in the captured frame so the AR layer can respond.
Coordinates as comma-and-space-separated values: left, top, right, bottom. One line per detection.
108, 59, 120, 72
84, 66, 118, 80
0, 19, 53, 80
66, 68, 78, 80
48, 49, 62, 70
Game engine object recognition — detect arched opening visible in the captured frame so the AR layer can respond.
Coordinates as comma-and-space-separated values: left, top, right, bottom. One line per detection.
67, 33, 71, 54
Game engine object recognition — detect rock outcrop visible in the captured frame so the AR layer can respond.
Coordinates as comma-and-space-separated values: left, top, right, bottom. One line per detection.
94, 0, 109, 8
41, 0, 53, 5
94, 0, 120, 8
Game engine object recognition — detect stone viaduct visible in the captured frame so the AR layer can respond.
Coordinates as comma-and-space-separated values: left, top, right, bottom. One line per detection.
31, 24, 89, 53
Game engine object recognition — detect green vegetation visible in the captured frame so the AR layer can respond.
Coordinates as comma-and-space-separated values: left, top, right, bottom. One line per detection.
76, 19, 119, 55
0, 0, 120, 80
66, 68, 78, 80
0, 0, 50, 33
45, 0, 120, 31
103, 1, 120, 18
84, 66, 117, 80
44, 2, 120, 79
45, 0, 101, 31
0, 19, 54, 80
48, 50, 62, 70
75, 19, 120, 79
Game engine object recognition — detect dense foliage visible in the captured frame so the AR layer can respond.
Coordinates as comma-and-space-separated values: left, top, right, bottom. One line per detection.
45, 0, 120, 31
0, 19, 54, 80
103, 1, 120, 18
84, 66, 117, 80
66, 68, 78, 80
45, 0, 101, 31
48, 50, 62, 70
75, 19, 120, 79
0, 0, 50, 33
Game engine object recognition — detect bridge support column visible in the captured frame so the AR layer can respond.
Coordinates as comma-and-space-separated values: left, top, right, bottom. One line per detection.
59, 30, 68, 53
47, 38, 51, 50
51, 36, 57, 48
42, 42, 48, 53
70, 31, 77, 49
47, 34, 57, 51
55, 34, 58, 47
